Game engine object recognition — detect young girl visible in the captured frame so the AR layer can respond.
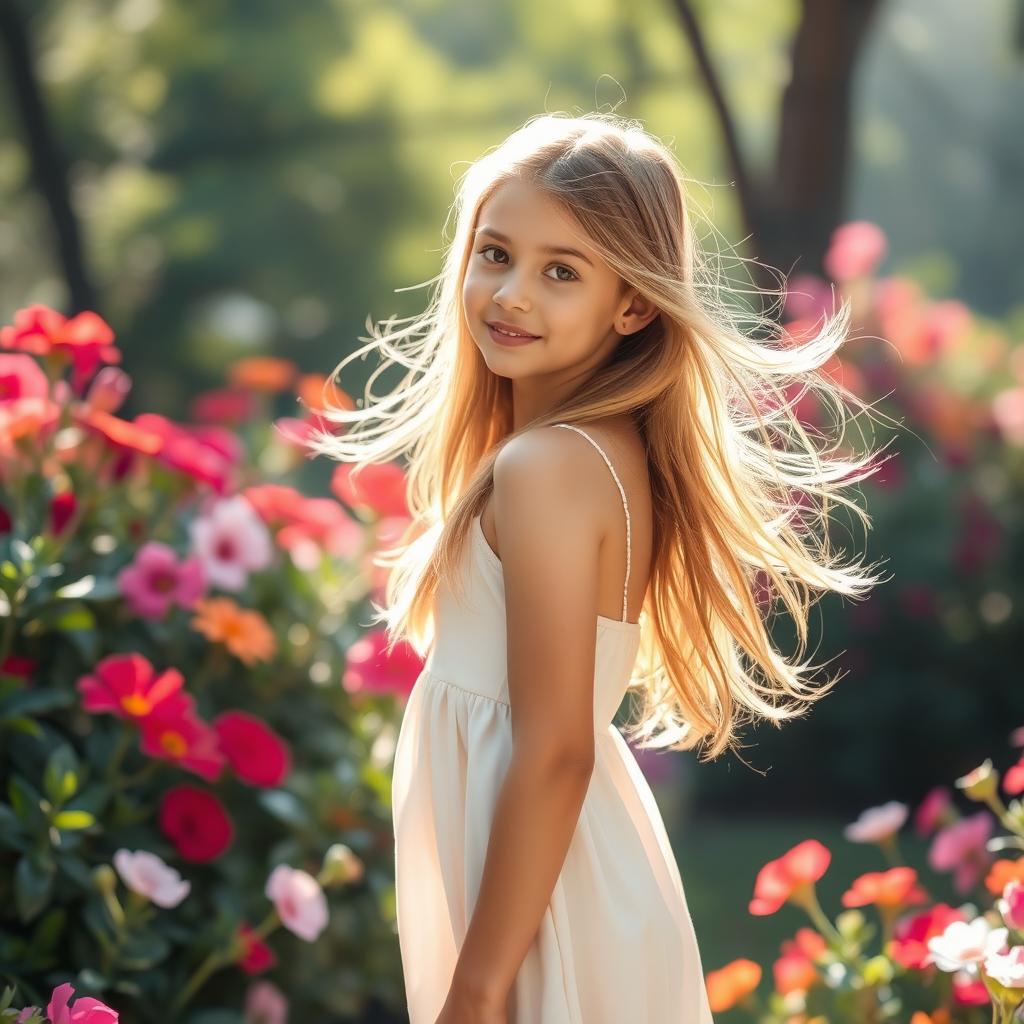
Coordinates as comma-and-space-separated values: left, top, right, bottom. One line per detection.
308, 112, 887, 1023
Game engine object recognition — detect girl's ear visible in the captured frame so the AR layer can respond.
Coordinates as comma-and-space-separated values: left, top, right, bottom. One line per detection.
617, 289, 660, 335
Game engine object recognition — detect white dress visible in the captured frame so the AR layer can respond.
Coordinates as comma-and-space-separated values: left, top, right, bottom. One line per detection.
391, 423, 714, 1023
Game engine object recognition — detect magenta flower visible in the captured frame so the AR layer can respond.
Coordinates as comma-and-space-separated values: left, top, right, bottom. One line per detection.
341, 628, 423, 699
823, 221, 888, 282
117, 542, 205, 619
264, 863, 328, 942
914, 785, 955, 836
189, 495, 272, 591
928, 810, 995, 893
46, 982, 118, 1023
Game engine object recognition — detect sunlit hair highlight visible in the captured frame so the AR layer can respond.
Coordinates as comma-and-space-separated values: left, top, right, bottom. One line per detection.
305, 111, 891, 763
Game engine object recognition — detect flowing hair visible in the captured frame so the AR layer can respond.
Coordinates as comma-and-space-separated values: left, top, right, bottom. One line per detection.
305, 111, 891, 762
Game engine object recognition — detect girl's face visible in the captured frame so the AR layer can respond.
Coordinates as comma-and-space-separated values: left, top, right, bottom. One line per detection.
462, 177, 656, 390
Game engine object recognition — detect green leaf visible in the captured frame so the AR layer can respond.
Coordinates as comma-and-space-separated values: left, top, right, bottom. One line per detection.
14, 851, 56, 921
43, 745, 80, 805
55, 851, 96, 890
7, 775, 45, 830
0, 688, 75, 719
118, 929, 171, 970
2, 716, 43, 738
51, 810, 95, 830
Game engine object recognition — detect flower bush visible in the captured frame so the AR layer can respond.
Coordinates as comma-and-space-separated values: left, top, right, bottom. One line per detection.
702, 731, 1024, 1022
0, 306, 422, 1022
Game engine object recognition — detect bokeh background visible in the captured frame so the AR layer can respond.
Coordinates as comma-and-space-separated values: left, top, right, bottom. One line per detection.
2, 0, 1023, 1020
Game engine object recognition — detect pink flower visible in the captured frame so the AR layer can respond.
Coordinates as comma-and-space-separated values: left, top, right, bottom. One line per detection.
985, 944, 1024, 988
330, 461, 409, 519
783, 273, 836, 322
112, 849, 190, 907
998, 880, 1024, 931
342, 629, 423, 699
85, 367, 132, 414
264, 864, 328, 942
0, 352, 49, 402
190, 495, 272, 591
824, 221, 888, 282
928, 811, 995, 893
914, 786, 955, 836
76, 653, 194, 724
992, 387, 1024, 446
243, 980, 288, 1024
46, 981, 119, 1023
1006, 756, 1024, 796
117, 542, 206, 619
1010, 725, 1024, 748
843, 800, 908, 843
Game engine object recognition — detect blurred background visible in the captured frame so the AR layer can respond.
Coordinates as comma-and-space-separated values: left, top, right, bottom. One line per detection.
2, 0, 1023, 1019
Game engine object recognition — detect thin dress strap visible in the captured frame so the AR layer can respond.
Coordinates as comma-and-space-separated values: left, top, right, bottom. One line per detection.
552, 423, 631, 622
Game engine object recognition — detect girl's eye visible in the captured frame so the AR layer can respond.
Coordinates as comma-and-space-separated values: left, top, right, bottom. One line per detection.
476, 245, 578, 283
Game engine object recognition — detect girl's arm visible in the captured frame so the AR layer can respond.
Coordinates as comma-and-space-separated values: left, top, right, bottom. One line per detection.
446, 427, 607, 1009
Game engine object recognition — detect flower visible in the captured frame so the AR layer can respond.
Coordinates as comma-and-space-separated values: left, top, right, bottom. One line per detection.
319, 843, 365, 887
998, 880, 1024, 931
987, 859, 1024, 897
189, 495, 273, 591
227, 356, 297, 393
841, 867, 929, 910
158, 784, 234, 862
705, 958, 761, 1012
914, 786, 956, 836
84, 366, 132, 414
76, 653, 194, 724
138, 709, 226, 781
264, 864, 328, 942
49, 491, 77, 535
952, 969, 990, 1005
984, 945, 1024, 988
773, 928, 825, 995
135, 414, 240, 493
112, 849, 191, 908
844, 801, 908, 844
45, 981, 119, 1023
191, 597, 277, 665
190, 388, 257, 425
330, 461, 409, 519
956, 759, 999, 803
342, 629, 423, 698
117, 542, 206, 619
1010, 726, 1024, 747
0, 352, 49, 402
1005, 755, 1024, 796
823, 221, 887, 281
243, 980, 288, 1024
929, 811, 995, 893
78, 408, 164, 457
749, 839, 831, 916
213, 710, 291, 787
926, 917, 1008, 973
890, 903, 966, 970
235, 921, 278, 975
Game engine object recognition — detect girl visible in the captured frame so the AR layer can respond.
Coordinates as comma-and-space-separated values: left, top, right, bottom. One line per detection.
308, 112, 888, 1023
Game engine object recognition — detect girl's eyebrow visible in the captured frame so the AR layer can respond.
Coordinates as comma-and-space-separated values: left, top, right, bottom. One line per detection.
474, 226, 594, 267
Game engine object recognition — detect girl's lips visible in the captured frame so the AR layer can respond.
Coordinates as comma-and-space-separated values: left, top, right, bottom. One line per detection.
486, 323, 540, 347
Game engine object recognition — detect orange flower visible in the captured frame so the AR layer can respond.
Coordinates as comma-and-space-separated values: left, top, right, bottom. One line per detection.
705, 958, 761, 1012
750, 839, 831, 915
191, 597, 276, 665
227, 356, 297, 393
985, 858, 1024, 896
841, 866, 929, 909
911, 1012, 952, 1024
296, 373, 352, 414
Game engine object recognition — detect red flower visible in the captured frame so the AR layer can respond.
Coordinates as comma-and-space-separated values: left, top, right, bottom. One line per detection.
138, 709, 226, 782
841, 866, 929, 909
1, 655, 36, 681
49, 491, 77, 535
76, 653, 194, 723
889, 903, 965, 970
235, 921, 277, 974
190, 388, 257, 425
158, 783, 234, 862
213, 710, 291, 787
342, 629, 424, 699
1005, 755, 1024, 796
749, 839, 831, 916
0, 304, 121, 391
330, 461, 408, 519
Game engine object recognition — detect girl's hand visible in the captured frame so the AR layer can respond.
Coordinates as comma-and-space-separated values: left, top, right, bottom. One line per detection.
431, 982, 508, 1024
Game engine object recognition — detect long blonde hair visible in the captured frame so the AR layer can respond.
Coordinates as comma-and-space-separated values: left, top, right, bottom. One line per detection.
306, 111, 891, 762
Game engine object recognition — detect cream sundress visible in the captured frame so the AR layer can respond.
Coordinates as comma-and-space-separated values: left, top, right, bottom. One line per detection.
391, 423, 714, 1023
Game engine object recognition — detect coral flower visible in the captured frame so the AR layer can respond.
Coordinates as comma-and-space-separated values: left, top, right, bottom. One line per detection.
138, 709, 226, 781
158, 784, 234, 862
749, 839, 831, 916
228, 356, 297, 393
76, 653, 194, 724
45, 981, 119, 1024
213, 710, 291, 787
342, 629, 423, 698
705, 958, 761, 1012
330, 461, 409, 519
986, 859, 1024, 897
264, 863, 329, 942
841, 866, 929, 909
191, 597, 277, 665
117, 541, 206, 619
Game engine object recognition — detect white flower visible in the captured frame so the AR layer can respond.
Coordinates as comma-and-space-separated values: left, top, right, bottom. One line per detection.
926, 917, 1008, 973
843, 800, 908, 843
189, 495, 272, 591
113, 848, 191, 908
984, 945, 1024, 989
